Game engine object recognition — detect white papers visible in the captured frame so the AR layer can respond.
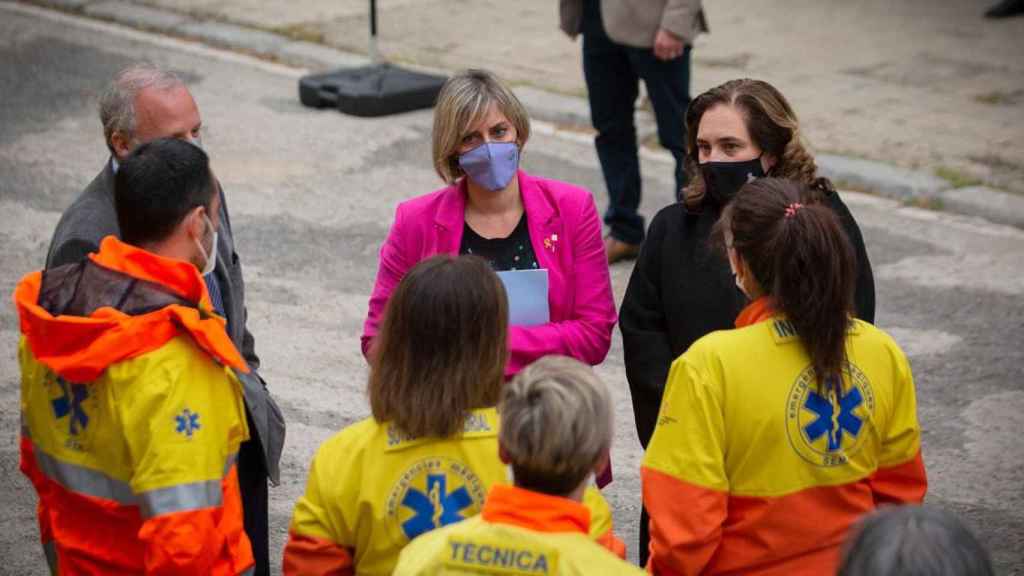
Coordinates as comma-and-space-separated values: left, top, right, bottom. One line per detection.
496, 269, 550, 327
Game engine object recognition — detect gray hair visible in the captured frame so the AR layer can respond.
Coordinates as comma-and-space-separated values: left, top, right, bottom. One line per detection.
99, 64, 184, 152
838, 505, 994, 576
499, 356, 612, 496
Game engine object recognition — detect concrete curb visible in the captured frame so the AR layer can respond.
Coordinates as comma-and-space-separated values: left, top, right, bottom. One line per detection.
15, 0, 1024, 230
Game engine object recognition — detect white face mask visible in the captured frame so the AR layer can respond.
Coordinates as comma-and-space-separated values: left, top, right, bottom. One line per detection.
194, 213, 217, 276
734, 272, 748, 297
727, 247, 749, 299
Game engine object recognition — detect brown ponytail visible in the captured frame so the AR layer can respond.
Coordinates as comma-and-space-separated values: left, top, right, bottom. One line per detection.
718, 178, 855, 387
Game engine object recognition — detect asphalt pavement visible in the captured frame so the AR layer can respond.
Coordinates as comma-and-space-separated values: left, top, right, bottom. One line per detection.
0, 3, 1022, 574
15, 0, 1024, 229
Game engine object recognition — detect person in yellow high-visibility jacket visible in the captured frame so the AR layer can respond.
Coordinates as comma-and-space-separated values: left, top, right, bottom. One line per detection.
642, 178, 927, 576
283, 256, 625, 576
15, 138, 253, 575
394, 355, 645, 575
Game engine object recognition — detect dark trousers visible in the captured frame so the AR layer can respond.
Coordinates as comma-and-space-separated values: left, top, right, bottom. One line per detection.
582, 0, 691, 245
238, 409, 269, 576
639, 505, 652, 567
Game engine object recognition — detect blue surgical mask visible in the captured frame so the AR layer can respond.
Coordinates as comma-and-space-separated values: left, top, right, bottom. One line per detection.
458, 141, 519, 192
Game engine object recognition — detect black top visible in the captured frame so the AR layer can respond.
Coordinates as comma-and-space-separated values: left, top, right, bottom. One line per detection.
619, 191, 876, 448
460, 214, 540, 272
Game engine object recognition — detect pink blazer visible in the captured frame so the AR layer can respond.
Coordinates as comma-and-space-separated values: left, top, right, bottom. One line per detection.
362, 170, 617, 376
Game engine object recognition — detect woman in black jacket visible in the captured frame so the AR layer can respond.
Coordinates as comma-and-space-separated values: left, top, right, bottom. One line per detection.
620, 78, 875, 565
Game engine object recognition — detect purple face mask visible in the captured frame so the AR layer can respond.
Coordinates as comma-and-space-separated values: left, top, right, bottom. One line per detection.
458, 141, 519, 192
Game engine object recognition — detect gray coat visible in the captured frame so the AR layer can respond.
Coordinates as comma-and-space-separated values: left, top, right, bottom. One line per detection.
560, 0, 708, 48
46, 160, 285, 484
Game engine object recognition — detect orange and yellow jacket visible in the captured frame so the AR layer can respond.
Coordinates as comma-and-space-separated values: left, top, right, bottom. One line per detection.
14, 236, 254, 575
283, 408, 625, 576
642, 298, 927, 576
393, 484, 645, 575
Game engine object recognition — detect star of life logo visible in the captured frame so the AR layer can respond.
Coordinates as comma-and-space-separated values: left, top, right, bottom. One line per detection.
386, 457, 486, 541
175, 408, 201, 438
785, 362, 875, 467
51, 377, 89, 436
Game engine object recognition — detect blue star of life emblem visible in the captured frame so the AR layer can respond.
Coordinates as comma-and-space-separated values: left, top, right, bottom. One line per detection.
400, 473, 473, 540
51, 377, 89, 436
175, 409, 201, 438
803, 381, 864, 452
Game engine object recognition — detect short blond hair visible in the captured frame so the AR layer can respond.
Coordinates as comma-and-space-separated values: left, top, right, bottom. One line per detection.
499, 356, 612, 495
431, 69, 530, 184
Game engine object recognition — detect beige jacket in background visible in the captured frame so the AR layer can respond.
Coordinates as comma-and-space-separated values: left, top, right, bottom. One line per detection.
559, 0, 708, 47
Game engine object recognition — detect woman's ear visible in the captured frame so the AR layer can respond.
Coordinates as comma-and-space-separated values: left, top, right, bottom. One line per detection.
761, 153, 778, 175
727, 247, 742, 279
498, 443, 512, 466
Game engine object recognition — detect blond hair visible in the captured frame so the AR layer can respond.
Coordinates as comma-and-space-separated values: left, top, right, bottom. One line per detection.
431, 69, 530, 184
499, 356, 612, 495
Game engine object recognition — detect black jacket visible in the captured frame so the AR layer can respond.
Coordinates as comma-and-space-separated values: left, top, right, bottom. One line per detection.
619, 191, 875, 448
45, 161, 285, 484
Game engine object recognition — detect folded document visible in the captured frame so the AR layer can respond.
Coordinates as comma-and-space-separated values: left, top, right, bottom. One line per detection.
496, 269, 549, 327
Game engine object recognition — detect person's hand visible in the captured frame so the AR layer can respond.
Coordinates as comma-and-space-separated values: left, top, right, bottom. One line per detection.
653, 28, 685, 61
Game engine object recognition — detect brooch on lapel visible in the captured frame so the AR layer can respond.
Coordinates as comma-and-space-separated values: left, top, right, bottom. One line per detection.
543, 233, 559, 252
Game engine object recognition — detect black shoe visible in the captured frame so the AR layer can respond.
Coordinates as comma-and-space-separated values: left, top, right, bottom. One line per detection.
985, 0, 1024, 18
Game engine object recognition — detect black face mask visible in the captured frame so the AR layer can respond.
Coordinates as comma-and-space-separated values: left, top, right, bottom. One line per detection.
700, 157, 766, 207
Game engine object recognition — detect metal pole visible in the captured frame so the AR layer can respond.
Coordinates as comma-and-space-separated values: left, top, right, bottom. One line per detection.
368, 0, 380, 63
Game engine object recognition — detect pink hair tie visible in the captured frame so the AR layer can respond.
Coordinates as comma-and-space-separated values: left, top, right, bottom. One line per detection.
784, 203, 804, 218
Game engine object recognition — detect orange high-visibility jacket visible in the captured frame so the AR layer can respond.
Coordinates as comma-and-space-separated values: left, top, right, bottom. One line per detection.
15, 236, 254, 575
394, 484, 646, 575
642, 298, 927, 576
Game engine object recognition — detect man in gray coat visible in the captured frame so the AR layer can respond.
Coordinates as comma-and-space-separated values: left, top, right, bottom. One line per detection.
45, 64, 284, 576
561, 0, 707, 264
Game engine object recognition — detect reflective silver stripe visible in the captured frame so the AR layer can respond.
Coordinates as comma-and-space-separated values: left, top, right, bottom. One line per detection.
240, 567, 255, 576
34, 446, 236, 517
138, 479, 222, 518
224, 452, 238, 475
33, 446, 136, 504
42, 540, 57, 574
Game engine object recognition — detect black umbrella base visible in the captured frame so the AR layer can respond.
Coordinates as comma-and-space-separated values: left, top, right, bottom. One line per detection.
299, 63, 447, 117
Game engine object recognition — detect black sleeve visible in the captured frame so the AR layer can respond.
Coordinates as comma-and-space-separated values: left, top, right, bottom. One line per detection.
619, 208, 676, 448
47, 238, 99, 269
240, 312, 261, 371
828, 192, 876, 324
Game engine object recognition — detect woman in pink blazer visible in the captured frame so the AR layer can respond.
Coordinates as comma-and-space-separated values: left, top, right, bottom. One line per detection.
362, 69, 616, 378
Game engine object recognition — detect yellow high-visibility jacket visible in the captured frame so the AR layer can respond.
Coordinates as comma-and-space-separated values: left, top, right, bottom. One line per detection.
283, 408, 624, 576
394, 484, 645, 575
642, 298, 927, 575
15, 236, 253, 575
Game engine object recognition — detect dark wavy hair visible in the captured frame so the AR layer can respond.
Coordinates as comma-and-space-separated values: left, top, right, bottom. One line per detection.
684, 78, 835, 211
715, 178, 855, 388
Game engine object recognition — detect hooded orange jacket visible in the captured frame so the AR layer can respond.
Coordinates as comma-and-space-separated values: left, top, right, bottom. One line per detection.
15, 236, 254, 575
